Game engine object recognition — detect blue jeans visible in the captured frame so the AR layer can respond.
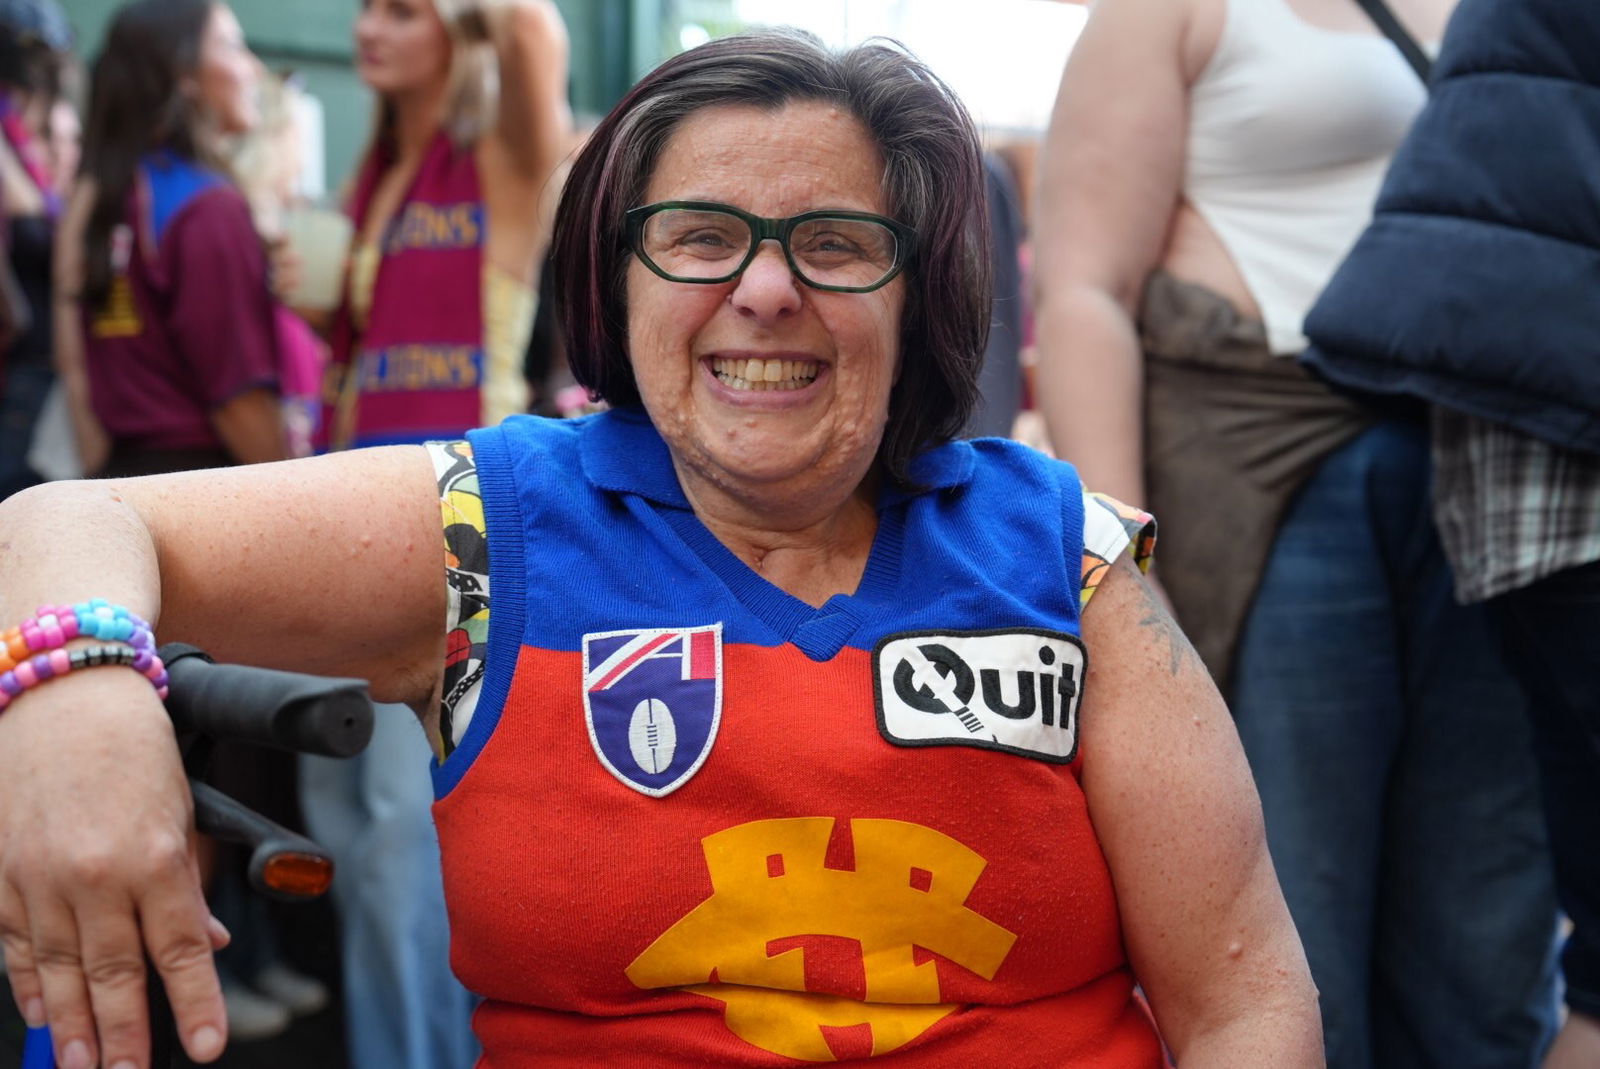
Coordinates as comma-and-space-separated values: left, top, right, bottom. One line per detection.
1232, 422, 1560, 1069
299, 706, 479, 1069
1492, 559, 1600, 1021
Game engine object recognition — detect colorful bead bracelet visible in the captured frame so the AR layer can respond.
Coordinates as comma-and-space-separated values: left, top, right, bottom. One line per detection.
0, 599, 154, 672
0, 600, 169, 712
0, 643, 170, 712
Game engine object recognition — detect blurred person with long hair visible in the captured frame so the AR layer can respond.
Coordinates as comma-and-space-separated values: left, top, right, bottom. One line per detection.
1031, 0, 1559, 1064
54, 0, 287, 479
300, 3, 571, 1068
50, 0, 324, 1042
0, 0, 72, 500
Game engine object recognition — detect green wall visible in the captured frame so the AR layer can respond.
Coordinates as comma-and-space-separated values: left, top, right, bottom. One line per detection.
58, 0, 649, 199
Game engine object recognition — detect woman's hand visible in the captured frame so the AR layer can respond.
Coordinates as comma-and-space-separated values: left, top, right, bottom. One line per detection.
0, 669, 229, 1068
265, 234, 305, 307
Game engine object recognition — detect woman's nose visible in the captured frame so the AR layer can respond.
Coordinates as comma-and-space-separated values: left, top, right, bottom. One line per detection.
730, 242, 802, 320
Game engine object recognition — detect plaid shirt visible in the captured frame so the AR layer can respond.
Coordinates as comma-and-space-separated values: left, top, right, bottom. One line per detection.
1432, 407, 1600, 603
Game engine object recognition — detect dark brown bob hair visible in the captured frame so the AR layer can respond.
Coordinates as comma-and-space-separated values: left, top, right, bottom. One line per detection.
551, 28, 991, 487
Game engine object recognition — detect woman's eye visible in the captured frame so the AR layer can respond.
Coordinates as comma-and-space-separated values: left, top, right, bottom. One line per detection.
679, 229, 734, 248
802, 232, 863, 256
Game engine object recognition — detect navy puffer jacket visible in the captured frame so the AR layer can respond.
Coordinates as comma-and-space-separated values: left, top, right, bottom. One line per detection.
1301, 0, 1600, 453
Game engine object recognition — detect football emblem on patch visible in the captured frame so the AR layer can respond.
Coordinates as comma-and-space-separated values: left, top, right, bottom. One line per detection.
873, 628, 1086, 764
583, 625, 723, 797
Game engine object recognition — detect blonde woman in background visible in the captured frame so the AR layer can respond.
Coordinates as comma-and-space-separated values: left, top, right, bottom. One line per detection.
300, 3, 570, 1068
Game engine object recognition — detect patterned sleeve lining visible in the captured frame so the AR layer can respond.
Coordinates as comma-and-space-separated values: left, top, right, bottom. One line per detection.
427, 439, 490, 761
1079, 492, 1157, 609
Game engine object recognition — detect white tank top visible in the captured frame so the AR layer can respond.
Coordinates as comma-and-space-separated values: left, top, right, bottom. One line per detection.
1185, 0, 1428, 353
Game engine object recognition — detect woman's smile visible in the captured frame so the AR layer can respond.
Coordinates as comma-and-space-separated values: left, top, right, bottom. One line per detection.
705, 355, 823, 394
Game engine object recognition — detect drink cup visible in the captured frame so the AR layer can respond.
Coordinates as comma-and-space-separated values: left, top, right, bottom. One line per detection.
281, 207, 353, 311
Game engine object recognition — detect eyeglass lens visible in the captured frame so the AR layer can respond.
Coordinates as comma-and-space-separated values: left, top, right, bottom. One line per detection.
640, 208, 899, 289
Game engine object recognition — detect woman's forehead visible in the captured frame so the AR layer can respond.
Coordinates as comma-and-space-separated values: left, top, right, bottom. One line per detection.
642, 101, 889, 215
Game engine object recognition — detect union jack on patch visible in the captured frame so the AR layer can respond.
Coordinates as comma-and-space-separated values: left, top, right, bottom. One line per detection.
583, 624, 723, 797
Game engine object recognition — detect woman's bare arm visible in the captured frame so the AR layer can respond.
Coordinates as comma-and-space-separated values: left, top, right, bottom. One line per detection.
1079, 556, 1322, 1064
485, 0, 571, 187
52, 181, 109, 474
0, 446, 444, 1069
1031, 0, 1204, 506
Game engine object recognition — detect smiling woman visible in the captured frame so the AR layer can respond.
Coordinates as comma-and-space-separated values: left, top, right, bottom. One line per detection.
0, 27, 1318, 1069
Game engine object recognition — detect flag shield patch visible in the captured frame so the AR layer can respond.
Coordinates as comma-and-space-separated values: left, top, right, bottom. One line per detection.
583, 624, 723, 797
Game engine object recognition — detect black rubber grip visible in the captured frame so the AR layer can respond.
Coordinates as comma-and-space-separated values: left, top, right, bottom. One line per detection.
160, 643, 375, 758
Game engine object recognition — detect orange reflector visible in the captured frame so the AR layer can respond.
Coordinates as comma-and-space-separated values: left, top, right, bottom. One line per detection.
262, 853, 334, 898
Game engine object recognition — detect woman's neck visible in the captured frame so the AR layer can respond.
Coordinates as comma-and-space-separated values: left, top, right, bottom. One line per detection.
677, 465, 883, 608
386, 81, 449, 163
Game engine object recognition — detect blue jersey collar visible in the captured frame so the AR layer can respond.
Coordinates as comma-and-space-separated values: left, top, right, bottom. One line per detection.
579, 405, 976, 509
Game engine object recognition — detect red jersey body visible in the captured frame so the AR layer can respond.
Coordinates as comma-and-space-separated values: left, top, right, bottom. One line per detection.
433, 411, 1165, 1067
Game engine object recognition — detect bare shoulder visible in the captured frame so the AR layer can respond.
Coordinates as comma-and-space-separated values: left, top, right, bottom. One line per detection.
1183, 0, 1228, 82
1080, 0, 1221, 78
1079, 551, 1207, 689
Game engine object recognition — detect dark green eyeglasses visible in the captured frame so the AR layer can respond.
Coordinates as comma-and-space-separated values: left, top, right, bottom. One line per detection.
624, 201, 916, 294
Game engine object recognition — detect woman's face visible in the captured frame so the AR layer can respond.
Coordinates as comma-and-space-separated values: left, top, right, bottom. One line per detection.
354, 0, 451, 97
625, 102, 906, 507
193, 4, 261, 136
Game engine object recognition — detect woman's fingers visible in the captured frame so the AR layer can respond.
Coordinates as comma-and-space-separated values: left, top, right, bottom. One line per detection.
27, 890, 103, 1069
137, 859, 227, 1063
207, 913, 232, 951
75, 890, 155, 1069
2, 831, 227, 1069
0, 878, 47, 1027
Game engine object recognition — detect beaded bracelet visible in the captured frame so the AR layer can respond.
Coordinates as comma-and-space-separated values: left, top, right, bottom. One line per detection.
0, 599, 155, 672
0, 642, 170, 712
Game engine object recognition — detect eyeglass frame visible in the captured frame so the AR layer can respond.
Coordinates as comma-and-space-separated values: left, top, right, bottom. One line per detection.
623, 200, 917, 294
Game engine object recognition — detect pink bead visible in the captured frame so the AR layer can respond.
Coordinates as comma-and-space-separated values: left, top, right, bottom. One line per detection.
58, 613, 79, 639
13, 661, 37, 687
20, 624, 43, 651
47, 649, 70, 675
39, 621, 64, 648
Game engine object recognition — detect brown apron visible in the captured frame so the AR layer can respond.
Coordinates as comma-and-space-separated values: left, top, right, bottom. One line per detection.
1139, 270, 1373, 695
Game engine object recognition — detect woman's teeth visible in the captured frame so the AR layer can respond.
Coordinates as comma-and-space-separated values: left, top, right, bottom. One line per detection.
710, 357, 820, 392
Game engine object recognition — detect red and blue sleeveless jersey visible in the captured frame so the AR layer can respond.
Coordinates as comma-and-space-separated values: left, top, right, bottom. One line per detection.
433, 408, 1165, 1067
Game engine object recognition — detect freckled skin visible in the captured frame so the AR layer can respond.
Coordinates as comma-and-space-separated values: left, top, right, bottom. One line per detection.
625, 102, 905, 532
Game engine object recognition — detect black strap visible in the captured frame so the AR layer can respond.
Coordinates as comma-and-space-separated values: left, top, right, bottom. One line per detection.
1353, 0, 1433, 83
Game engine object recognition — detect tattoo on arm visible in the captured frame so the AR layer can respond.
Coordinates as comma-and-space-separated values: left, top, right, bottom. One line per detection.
1129, 570, 1200, 677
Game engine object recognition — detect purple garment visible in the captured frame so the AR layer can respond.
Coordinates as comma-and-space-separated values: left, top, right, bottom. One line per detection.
84, 160, 280, 453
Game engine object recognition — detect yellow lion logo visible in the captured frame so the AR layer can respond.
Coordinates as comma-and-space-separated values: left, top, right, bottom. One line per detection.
627, 817, 1017, 1061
